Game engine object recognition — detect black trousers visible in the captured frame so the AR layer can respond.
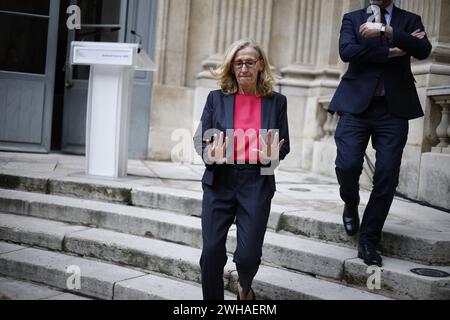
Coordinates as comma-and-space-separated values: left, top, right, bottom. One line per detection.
334, 98, 409, 246
200, 166, 274, 300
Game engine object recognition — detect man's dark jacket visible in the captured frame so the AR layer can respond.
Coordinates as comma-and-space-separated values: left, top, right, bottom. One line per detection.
329, 5, 432, 119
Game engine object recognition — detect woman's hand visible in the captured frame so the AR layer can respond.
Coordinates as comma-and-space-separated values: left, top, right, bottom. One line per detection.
207, 132, 229, 164
253, 130, 285, 163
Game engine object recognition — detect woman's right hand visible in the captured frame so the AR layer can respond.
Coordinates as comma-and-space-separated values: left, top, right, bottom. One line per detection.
207, 132, 229, 164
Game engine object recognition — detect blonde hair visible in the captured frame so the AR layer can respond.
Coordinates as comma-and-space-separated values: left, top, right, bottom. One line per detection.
211, 39, 274, 96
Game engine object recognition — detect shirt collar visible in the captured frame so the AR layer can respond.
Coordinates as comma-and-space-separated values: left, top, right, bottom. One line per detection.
384, 2, 394, 16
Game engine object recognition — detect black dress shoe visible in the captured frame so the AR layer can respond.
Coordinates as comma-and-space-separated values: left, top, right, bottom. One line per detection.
358, 243, 382, 267
342, 204, 360, 236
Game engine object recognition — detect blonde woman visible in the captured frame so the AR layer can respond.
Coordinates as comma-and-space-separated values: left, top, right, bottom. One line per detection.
193, 39, 290, 300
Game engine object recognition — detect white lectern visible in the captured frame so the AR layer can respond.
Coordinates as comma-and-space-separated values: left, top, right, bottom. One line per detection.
70, 41, 155, 178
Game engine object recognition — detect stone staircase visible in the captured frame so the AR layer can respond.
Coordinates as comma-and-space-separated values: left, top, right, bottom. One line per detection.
0, 165, 449, 300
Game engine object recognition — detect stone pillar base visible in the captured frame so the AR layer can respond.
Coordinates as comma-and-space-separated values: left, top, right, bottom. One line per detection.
418, 153, 450, 209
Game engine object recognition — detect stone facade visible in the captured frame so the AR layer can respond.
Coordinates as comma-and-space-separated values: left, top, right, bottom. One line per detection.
147, 0, 450, 210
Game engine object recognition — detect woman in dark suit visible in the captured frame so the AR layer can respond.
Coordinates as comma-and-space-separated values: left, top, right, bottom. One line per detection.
193, 39, 290, 300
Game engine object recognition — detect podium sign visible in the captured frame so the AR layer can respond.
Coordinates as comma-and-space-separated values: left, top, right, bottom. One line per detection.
70, 41, 154, 178
72, 47, 134, 66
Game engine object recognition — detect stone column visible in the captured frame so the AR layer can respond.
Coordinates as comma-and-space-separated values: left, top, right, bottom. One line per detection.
149, 0, 194, 161
154, 0, 191, 87
277, 0, 345, 169
279, 0, 342, 91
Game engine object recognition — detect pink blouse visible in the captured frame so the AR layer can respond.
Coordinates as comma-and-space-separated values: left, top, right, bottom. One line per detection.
234, 94, 262, 163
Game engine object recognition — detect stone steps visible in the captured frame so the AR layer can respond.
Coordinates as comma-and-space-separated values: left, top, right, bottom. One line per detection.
1, 209, 449, 299
278, 208, 450, 266
0, 240, 387, 300
0, 242, 231, 300
1, 172, 449, 300
0, 174, 449, 266
0, 192, 356, 281
0, 276, 91, 300
0, 190, 204, 250
131, 186, 450, 266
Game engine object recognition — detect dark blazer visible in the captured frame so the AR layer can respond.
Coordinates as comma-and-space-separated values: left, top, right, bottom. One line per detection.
329, 5, 432, 119
193, 89, 290, 192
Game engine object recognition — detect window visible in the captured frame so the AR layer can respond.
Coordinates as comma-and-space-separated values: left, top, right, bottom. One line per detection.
0, 0, 50, 16
0, 12, 48, 74
78, 0, 121, 25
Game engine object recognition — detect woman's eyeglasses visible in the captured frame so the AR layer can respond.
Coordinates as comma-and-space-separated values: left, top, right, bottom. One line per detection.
233, 59, 260, 69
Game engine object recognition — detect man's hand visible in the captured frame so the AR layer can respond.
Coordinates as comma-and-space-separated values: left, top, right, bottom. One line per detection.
388, 29, 426, 58
411, 28, 426, 39
388, 47, 406, 58
206, 132, 229, 164
359, 22, 383, 38
360, 23, 394, 40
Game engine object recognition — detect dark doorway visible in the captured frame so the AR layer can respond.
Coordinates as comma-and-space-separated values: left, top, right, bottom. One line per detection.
0, 0, 60, 153
51, 0, 70, 151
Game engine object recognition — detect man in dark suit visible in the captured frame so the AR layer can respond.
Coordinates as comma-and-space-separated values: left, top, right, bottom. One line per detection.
329, 0, 432, 267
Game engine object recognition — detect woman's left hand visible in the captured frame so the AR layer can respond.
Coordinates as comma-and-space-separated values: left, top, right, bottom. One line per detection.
253, 130, 285, 163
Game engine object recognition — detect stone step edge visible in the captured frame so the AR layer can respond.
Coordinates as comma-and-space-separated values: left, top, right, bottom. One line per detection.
0, 173, 133, 204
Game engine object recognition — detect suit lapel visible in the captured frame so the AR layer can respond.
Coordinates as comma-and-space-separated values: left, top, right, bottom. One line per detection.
261, 96, 271, 130
390, 5, 402, 32
362, 7, 370, 23
223, 94, 234, 129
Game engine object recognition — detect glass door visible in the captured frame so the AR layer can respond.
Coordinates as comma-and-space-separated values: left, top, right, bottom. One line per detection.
0, 0, 60, 153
